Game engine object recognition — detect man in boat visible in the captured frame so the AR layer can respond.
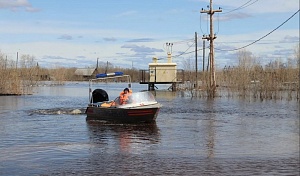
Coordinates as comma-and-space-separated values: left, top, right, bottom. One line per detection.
100, 88, 132, 107
119, 88, 132, 105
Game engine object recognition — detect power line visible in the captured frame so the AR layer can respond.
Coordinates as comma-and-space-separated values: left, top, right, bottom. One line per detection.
222, 0, 259, 14
167, 8, 299, 57
215, 9, 300, 52
214, 0, 257, 36
199, 13, 206, 35
173, 9, 299, 57
173, 42, 195, 58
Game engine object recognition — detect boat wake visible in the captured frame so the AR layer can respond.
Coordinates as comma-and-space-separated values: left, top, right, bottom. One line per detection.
29, 108, 86, 115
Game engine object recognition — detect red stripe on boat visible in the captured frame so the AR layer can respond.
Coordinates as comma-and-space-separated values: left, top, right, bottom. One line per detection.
127, 110, 155, 116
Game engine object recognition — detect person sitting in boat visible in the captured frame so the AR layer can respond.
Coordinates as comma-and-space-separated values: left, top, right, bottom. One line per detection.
119, 88, 132, 105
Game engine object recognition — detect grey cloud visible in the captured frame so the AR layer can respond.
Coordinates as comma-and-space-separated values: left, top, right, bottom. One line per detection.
116, 44, 164, 68
214, 43, 237, 52
274, 45, 283, 49
76, 56, 86, 59
42, 55, 70, 61
0, 0, 39, 12
280, 35, 299, 43
58, 34, 73, 40
103, 37, 117, 42
273, 48, 294, 56
0, 0, 30, 8
121, 44, 163, 54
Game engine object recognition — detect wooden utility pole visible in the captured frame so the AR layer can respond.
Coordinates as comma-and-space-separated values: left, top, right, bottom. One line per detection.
16, 52, 19, 69
195, 32, 198, 89
203, 40, 205, 72
201, 0, 222, 97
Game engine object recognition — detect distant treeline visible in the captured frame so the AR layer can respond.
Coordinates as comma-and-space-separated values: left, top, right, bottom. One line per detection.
181, 49, 300, 100
0, 52, 141, 95
1, 49, 299, 100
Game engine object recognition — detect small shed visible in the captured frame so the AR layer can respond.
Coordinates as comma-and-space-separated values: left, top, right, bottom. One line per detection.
74, 68, 98, 79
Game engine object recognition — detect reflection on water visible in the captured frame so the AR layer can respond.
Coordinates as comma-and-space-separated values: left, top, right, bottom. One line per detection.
0, 82, 299, 175
87, 122, 160, 153
204, 99, 216, 159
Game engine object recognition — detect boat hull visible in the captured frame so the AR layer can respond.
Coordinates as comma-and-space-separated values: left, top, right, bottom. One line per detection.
86, 103, 161, 123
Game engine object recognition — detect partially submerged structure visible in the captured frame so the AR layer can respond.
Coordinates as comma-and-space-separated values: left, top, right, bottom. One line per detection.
74, 68, 98, 80
139, 53, 184, 91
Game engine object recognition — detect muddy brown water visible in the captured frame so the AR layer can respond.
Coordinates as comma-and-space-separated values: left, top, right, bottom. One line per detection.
0, 82, 299, 175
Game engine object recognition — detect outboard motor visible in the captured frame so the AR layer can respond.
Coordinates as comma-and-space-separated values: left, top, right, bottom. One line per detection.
91, 89, 109, 103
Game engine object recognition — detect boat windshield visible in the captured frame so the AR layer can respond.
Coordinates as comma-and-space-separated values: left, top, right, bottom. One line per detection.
114, 91, 157, 107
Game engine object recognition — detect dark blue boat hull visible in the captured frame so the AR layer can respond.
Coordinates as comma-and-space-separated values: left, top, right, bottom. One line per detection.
86, 104, 160, 123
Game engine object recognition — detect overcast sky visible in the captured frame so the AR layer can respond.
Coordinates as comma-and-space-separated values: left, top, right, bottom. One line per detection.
0, 0, 299, 69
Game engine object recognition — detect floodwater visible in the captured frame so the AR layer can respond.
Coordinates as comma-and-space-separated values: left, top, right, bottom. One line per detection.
0, 82, 299, 176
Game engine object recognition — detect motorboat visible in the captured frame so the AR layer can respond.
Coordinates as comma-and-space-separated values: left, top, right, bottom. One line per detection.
85, 74, 162, 123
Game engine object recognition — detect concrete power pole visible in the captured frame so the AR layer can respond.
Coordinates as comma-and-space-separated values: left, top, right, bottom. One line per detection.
201, 0, 222, 97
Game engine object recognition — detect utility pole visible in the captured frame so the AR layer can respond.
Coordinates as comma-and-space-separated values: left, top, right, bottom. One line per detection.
16, 52, 18, 69
96, 58, 99, 69
201, 0, 222, 97
195, 32, 198, 89
203, 39, 205, 72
